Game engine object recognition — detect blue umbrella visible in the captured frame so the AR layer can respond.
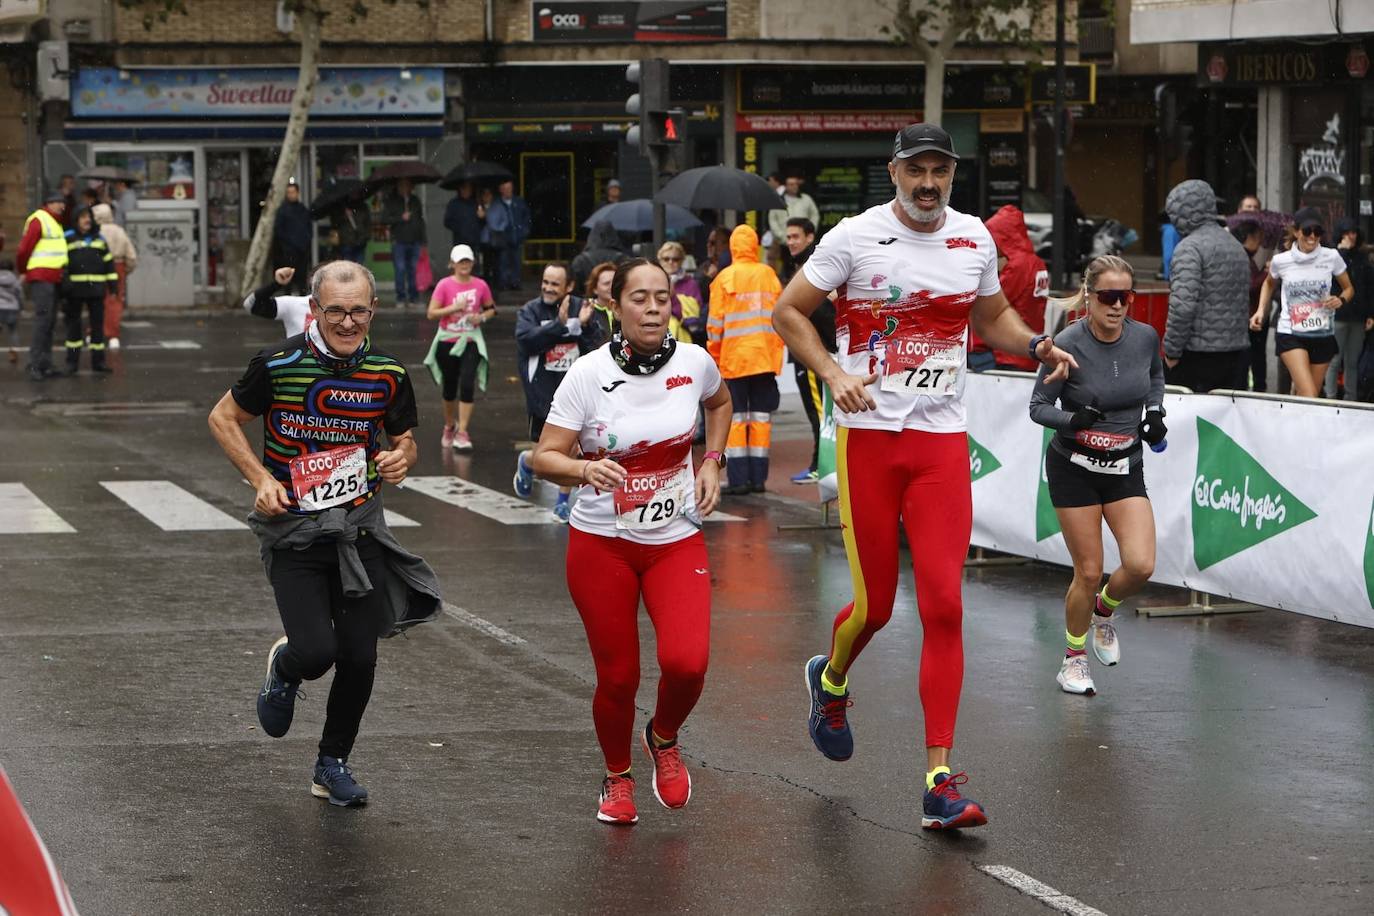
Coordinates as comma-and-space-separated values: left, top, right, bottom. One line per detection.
582, 199, 702, 233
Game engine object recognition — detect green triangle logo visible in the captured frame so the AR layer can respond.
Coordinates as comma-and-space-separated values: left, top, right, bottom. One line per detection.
1191, 417, 1317, 570
1364, 495, 1374, 609
1036, 427, 1061, 542
968, 434, 1002, 483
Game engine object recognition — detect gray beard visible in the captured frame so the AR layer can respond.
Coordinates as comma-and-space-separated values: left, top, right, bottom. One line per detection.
897, 185, 948, 224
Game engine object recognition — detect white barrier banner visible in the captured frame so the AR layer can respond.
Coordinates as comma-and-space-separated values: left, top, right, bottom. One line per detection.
963, 372, 1374, 628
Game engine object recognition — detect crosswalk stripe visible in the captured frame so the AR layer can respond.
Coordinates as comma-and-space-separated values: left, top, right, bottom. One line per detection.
0, 484, 76, 534
100, 481, 247, 531
383, 509, 420, 528
402, 476, 558, 525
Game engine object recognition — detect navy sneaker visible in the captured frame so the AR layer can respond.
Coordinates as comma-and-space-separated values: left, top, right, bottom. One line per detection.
921, 772, 987, 830
256, 636, 300, 738
513, 451, 534, 498
804, 655, 853, 761
311, 755, 369, 807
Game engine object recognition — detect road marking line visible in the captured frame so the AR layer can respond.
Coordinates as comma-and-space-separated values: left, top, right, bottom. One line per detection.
977, 866, 1108, 916
383, 509, 420, 528
100, 481, 247, 531
707, 510, 746, 522
0, 484, 76, 534
403, 476, 559, 525
443, 603, 527, 647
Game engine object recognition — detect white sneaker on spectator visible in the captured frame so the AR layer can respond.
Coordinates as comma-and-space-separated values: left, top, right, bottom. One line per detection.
108, 337, 121, 350
1092, 614, 1120, 666
1056, 654, 1095, 695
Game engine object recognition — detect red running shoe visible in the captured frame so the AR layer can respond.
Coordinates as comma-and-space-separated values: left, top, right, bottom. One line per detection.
641, 721, 692, 809
597, 774, 638, 825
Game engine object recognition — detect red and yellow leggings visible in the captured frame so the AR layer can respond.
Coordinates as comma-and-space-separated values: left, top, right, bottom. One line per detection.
829, 426, 972, 749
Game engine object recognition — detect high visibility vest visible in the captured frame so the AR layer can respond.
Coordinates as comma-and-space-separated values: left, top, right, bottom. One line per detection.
25, 209, 68, 272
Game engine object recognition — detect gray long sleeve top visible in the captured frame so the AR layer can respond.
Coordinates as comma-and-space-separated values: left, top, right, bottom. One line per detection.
1030, 317, 1165, 465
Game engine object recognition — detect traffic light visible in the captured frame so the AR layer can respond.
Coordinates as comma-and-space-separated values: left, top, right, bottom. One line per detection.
646, 109, 685, 146
625, 59, 669, 155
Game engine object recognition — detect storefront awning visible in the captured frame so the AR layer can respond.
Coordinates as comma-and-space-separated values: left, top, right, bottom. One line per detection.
63, 120, 444, 141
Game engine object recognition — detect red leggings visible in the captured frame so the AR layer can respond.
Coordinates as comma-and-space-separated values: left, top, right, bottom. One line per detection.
829, 426, 972, 749
566, 528, 711, 773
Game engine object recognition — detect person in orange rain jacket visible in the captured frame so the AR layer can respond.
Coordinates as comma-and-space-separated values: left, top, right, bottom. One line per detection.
970, 205, 1051, 372
707, 224, 784, 494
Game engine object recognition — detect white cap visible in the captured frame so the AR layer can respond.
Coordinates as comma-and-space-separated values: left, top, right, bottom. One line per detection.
450, 244, 475, 263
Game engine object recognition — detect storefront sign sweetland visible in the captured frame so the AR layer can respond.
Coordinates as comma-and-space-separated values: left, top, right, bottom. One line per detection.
71, 68, 445, 118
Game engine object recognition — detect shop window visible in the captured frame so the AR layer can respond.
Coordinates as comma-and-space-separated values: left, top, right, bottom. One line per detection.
96, 150, 196, 202
206, 151, 243, 288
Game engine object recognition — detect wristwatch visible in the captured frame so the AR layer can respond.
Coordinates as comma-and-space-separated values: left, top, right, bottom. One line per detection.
702, 450, 726, 469
1028, 333, 1051, 361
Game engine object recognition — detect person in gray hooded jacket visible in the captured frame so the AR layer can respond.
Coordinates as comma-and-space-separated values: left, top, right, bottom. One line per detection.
1163, 179, 1251, 392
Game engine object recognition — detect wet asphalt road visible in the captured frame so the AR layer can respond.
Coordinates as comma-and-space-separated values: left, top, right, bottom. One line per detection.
1, 310, 1371, 915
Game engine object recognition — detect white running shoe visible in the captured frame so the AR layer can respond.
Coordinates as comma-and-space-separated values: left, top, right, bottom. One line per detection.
108, 337, 121, 350
1056, 654, 1096, 695
1092, 614, 1120, 666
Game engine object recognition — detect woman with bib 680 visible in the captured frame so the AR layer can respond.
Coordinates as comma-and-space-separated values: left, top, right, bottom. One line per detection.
531, 258, 732, 826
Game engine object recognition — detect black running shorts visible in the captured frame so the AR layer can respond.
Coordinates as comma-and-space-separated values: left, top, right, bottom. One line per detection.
1045, 445, 1149, 509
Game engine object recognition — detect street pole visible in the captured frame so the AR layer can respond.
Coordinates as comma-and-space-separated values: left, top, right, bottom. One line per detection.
1051, 0, 1067, 290
652, 148, 667, 253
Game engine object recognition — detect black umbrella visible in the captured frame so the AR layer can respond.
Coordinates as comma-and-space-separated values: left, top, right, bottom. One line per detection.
364, 160, 443, 190
439, 161, 514, 190
582, 199, 702, 233
655, 166, 785, 211
309, 178, 369, 220
78, 165, 139, 184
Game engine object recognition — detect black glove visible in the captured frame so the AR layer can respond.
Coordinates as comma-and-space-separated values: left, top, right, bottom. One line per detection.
1139, 409, 1167, 445
1069, 405, 1103, 430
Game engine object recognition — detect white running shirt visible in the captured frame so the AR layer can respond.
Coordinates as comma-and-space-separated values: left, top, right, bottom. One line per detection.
1268, 245, 1346, 337
802, 202, 1001, 433
243, 292, 312, 337
545, 343, 722, 545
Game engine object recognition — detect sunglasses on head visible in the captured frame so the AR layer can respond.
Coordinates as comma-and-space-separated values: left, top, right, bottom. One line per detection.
1092, 289, 1135, 306
1301, 225, 1324, 238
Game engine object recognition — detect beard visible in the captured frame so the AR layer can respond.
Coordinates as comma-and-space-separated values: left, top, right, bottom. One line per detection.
896, 183, 949, 224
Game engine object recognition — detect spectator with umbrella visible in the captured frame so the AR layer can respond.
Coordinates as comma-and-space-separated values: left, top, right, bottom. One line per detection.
272, 179, 312, 294
381, 177, 428, 307
312, 178, 371, 266
443, 181, 485, 271
372, 161, 441, 307
484, 179, 531, 293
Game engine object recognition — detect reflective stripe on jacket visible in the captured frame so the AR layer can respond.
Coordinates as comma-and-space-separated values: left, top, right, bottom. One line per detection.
707, 224, 784, 379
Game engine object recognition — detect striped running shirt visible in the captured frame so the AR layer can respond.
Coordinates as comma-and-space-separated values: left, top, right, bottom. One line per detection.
231, 333, 418, 514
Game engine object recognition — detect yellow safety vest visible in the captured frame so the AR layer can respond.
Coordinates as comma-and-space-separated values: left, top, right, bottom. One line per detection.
25, 208, 68, 272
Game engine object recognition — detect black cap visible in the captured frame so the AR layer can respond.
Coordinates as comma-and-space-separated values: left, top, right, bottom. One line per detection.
1333, 216, 1358, 238
1293, 207, 1323, 230
893, 123, 959, 161
43, 188, 64, 203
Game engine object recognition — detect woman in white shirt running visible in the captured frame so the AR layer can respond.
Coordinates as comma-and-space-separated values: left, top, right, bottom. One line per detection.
1253, 208, 1354, 398
531, 258, 732, 826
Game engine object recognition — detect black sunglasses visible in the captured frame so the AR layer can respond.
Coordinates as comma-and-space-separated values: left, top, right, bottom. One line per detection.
1301, 225, 1324, 238
1092, 289, 1135, 306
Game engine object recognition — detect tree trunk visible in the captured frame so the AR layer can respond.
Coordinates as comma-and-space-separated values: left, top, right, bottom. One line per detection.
239, 8, 322, 299
922, 45, 946, 126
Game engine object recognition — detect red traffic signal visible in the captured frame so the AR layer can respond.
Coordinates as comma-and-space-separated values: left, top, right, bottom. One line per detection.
648, 109, 685, 146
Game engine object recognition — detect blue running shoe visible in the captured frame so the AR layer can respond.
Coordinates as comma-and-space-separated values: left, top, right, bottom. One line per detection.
257, 636, 300, 738
513, 451, 534, 498
804, 655, 853, 761
790, 469, 819, 484
311, 755, 369, 807
552, 498, 571, 523
921, 772, 987, 830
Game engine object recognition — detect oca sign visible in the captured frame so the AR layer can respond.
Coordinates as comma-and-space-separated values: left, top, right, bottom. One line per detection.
538, 8, 585, 29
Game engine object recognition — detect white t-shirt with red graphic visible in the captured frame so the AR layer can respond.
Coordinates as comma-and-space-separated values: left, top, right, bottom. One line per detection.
433, 276, 495, 341
1269, 245, 1346, 338
545, 343, 722, 545
802, 202, 1001, 433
